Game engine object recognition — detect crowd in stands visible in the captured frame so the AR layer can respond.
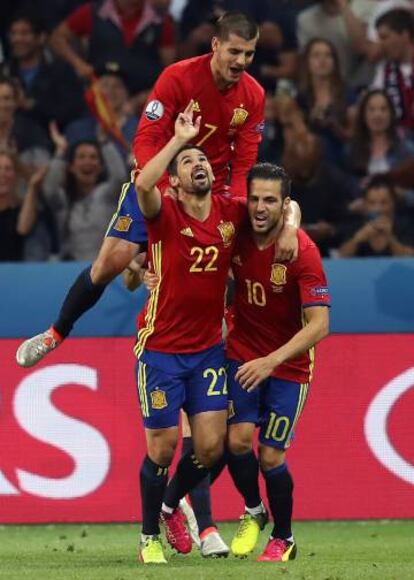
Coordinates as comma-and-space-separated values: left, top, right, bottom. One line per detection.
1, 0, 414, 261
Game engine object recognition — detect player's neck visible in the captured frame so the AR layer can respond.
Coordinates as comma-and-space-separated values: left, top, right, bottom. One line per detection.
179, 191, 212, 221
253, 219, 284, 250
210, 58, 235, 91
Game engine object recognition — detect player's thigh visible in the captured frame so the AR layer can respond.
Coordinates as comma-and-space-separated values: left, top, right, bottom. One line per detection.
259, 379, 310, 451
189, 409, 228, 467
227, 359, 260, 427
181, 410, 191, 438
91, 236, 139, 283
136, 359, 184, 431
185, 343, 228, 418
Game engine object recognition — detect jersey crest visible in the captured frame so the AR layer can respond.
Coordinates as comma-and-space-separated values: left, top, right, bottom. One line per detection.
217, 221, 235, 247
270, 263, 287, 286
114, 216, 132, 232
230, 106, 249, 127
151, 389, 168, 410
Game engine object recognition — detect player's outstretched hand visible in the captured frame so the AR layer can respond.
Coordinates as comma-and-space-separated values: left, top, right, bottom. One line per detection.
235, 356, 275, 392
175, 100, 201, 142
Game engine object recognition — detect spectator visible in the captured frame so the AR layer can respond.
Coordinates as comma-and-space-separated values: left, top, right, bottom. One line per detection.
257, 95, 283, 163
49, 0, 176, 98
0, 76, 50, 169
0, 149, 45, 261
41, 122, 127, 260
338, 175, 414, 256
372, 9, 414, 133
179, 1, 268, 58
297, 38, 354, 163
2, 11, 85, 130
281, 118, 356, 256
346, 89, 414, 201
297, 0, 376, 89
65, 62, 137, 164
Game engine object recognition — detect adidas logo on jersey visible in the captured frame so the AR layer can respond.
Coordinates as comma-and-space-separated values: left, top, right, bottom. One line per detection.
180, 227, 194, 237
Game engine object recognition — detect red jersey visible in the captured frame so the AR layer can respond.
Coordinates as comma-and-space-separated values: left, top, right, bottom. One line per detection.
133, 54, 265, 196
226, 228, 331, 383
135, 195, 247, 356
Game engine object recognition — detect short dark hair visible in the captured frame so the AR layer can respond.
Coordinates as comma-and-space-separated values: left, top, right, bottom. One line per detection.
167, 144, 206, 176
9, 11, 45, 35
376, 8, 414, 38
215, 11, 259, 41
364, 174, 396, 201
247, 163, 291, 199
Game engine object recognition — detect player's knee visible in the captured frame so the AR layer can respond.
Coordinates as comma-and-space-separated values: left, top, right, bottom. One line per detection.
147, 432, 178, 466
259, 444, 285, 472
90, 255, 120, 284
196, 437, 224, 468
227, 429, 253, 455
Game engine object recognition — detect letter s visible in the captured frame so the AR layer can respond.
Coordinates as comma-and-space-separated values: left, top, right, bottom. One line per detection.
13, 364, 111, 499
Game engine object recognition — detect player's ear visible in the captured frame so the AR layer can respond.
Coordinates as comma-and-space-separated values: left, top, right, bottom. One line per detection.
169, 175, 179, 188
211, 36, 219, 53
283, 197, 291, 210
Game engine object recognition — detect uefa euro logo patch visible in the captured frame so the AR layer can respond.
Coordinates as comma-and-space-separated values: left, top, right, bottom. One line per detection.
270, 263, 287, 285
151, 389, 168, 410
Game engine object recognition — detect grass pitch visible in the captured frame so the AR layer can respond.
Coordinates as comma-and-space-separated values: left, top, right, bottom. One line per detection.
1, 520, 413, 580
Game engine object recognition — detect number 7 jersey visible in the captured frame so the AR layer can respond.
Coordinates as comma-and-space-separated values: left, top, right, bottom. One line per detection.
135, 195, 247, 357
133, 54, 265, 197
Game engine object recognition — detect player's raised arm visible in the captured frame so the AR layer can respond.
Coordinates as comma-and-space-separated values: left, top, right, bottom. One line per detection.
135, 101, 201, 219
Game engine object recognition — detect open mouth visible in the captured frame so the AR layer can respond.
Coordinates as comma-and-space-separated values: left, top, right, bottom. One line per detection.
229, 67, 243, 77
192, 168, 208, 182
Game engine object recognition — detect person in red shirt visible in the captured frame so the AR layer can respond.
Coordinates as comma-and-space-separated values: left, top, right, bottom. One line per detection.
49, 0, 175, 93
134, 11, 265, 197
224, 163, 330, 562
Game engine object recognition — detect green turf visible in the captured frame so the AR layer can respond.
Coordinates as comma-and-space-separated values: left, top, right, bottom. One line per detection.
1, 521, 413, 580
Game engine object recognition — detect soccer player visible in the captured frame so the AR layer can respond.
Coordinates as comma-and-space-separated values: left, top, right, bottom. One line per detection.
225, 163, 330, 562
132, 104, 300, 564
16, 11, 273, 368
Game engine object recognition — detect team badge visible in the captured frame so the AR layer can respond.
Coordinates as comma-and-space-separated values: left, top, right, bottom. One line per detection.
270, 263, 287, 286
217, 221, 235, 247
151, 389, 168, 410
145, 100, 164, 121
114, 215, 132, 232
230, 106, 249, 127
228, 400, 235, 420
192, 100, 201, 112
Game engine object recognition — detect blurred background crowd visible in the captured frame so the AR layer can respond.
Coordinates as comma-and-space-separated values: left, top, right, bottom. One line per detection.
1, 0, 414, 262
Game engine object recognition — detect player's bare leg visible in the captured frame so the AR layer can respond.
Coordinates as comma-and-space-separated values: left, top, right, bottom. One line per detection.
16, 237, 139, 367
257, 445, 297, 562
139, 426, 179, 563
227, 423, 268, 557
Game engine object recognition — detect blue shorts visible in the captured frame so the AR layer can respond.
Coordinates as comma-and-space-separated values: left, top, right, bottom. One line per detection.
136, 343, 228, 429
106, 182, 147, 244
227, 359, 309, 450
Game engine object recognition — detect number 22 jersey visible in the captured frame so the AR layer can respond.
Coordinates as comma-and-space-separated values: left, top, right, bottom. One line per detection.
135, 195, 246, 357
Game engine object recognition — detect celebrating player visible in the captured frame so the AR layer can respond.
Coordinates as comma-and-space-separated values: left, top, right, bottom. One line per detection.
225, 163, 330, 562
132, 104, 299, 564
16, 11, 271, 368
